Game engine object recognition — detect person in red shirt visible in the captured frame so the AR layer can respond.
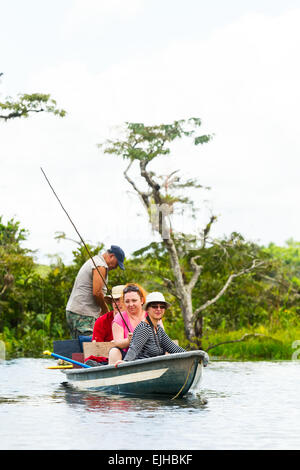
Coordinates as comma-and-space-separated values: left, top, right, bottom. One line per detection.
85, 285, 125, 365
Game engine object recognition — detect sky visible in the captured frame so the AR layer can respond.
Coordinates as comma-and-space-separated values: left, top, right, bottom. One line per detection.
1, 0, 300, 265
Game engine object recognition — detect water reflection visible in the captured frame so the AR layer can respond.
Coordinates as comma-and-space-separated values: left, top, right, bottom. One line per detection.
58, 381, 208, 414
2, 359, 300, 449
0, 397, 22, 404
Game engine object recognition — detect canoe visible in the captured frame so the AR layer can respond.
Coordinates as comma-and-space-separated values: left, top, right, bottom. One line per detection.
62, 350, 208, 398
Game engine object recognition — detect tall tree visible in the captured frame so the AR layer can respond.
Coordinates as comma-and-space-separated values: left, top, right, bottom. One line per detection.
100, 119, 264, 344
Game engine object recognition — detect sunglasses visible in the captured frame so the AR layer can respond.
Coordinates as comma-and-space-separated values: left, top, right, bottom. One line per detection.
123, 285, 140, 294
148, 303, 166, 310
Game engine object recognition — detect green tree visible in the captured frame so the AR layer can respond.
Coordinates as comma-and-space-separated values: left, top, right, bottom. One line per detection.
99, 119, 264, 345
264, 239, 300, 279
0, 219, 105, 356
0, 217, 36, 331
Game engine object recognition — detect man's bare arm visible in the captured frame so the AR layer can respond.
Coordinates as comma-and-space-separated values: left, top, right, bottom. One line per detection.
92, 267, 109, 314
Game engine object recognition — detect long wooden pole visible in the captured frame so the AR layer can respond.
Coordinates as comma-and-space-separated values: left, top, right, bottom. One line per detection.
41, 167, 130, 332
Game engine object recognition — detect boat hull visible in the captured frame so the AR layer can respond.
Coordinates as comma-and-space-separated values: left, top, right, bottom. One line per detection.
64, 351, 207, 397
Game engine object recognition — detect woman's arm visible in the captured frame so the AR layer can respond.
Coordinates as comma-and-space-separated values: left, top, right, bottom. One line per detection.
160, 329, 185, 354
92, 267, 109, 314
112, 322, 132, 349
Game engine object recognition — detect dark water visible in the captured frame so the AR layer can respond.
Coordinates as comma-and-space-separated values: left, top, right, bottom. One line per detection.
0, 358, 299, 450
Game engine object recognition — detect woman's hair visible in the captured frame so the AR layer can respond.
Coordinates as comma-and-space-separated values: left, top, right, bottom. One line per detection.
122, 283, 147, 304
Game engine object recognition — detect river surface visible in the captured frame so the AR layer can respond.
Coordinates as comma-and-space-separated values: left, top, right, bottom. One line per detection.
0, 358, 299, 450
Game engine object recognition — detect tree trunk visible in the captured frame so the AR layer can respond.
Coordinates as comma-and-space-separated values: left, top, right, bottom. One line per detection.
194, 315, 203, 349
178, 291, 196, 343
163, 237, 196, 342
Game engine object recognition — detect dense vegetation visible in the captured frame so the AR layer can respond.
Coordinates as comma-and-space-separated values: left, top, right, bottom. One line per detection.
1, 217, 300, 360
2, 82, 298, 361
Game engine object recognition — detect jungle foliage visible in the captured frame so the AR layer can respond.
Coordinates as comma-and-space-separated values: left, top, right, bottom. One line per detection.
0, 217, 299, 360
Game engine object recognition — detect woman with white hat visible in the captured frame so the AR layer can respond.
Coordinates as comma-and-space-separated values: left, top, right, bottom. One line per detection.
114, 292, 185, 366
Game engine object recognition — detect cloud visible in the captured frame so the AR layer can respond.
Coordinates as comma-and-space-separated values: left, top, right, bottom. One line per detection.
2, 7, 300, 263
62, 0, 145, 35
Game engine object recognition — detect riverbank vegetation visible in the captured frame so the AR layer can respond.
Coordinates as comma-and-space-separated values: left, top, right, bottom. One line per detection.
2, 111, 298, 361
1, 217, 299, 361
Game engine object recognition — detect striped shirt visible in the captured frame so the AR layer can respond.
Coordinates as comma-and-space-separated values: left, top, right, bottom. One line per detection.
124, 321, 185, 362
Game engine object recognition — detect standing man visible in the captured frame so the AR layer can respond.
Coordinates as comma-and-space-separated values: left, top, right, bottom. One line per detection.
66, 245, 125, 338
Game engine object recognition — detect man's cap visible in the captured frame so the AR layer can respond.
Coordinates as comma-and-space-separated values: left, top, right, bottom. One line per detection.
109, 245, 125, 270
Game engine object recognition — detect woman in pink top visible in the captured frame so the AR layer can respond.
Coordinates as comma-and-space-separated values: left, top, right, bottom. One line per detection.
108, 283, 148, 365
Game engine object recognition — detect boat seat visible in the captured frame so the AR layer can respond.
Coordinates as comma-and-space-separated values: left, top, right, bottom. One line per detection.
53, 336, 93, 359
53, 339, 81, 359
83, 341, 117, 359
78, 335, 92, 352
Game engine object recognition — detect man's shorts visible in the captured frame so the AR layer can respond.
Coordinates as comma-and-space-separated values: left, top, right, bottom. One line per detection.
66, 310, 95, 339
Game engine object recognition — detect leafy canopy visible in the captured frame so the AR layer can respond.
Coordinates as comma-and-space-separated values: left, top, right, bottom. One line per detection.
100, 118, 213, 217
100, 118, 212, 163
0, 93, 66, 120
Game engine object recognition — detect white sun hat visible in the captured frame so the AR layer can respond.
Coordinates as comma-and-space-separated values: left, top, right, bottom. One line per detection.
105, 285, 126, 301
143, 292, 171, 310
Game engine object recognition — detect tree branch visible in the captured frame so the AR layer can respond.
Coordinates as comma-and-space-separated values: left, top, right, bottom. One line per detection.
206, 332, 283, 352
139, 160, 162, 205
146, 270, 179, 299
0, 108, 45, 120
54, 231, 82, 246
124, 160, 151, 209
193, 259, 265, 316
0, 285, 8, 296
200, 215, 217, 248
187, 255, 203, 293
0, 273, 14, 296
